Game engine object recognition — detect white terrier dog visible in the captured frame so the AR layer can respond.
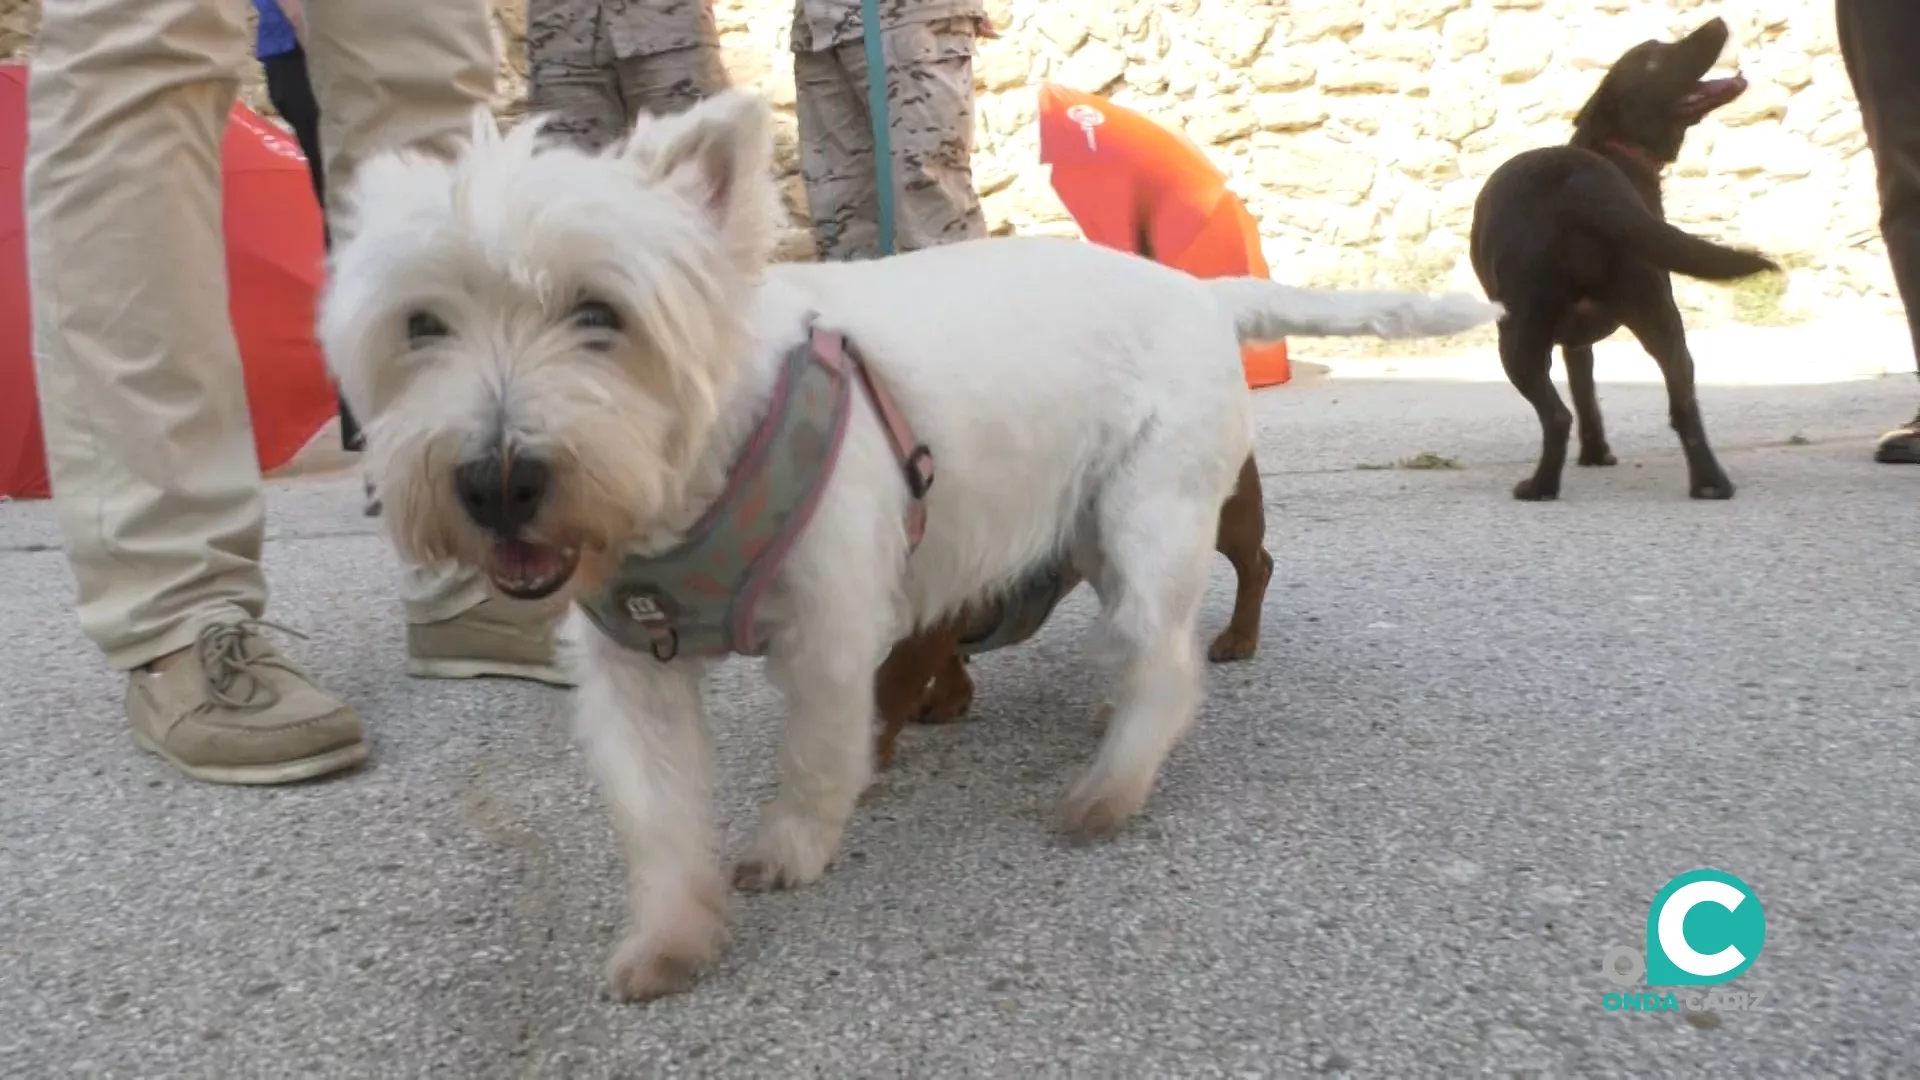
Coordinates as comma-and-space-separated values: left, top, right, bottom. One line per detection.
319, 89, 1502, 1001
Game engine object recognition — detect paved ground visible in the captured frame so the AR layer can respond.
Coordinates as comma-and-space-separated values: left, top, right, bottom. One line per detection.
4, 331, 1918, 1078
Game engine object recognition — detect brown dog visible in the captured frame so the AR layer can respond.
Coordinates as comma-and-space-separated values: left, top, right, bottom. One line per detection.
1467, 17, 1776, 501
873, 453, 1273, 769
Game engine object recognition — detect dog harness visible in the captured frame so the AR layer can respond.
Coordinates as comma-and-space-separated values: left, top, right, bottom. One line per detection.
952, 561, 1081, 657
577, 325, 934, 661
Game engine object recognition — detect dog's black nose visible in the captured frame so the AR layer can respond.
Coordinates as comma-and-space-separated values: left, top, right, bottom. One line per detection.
454, 453, 550, 535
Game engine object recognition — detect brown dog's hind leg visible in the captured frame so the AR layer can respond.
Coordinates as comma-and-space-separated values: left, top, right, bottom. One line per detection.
871, 619, 965, 771
1615, 283, 1734, 499
917, 652, 976, 723
1564, 344, 1618, 467
1207, 454, 1274, 662
1500, 312, 1573, 501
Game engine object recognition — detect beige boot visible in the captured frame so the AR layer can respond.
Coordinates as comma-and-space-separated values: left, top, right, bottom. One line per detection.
405, 597, 576, 686
1873, 408, 1920, 463
126, 622, 368, 785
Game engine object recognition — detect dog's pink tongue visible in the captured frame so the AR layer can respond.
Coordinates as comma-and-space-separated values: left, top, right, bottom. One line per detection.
1700, 73, 1747, 99
1682, 74, 1747, 115
495, 540, 555, 578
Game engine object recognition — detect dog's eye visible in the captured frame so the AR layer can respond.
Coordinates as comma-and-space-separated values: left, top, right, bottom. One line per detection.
406, 311, 450, 347
573, 300, 623, 335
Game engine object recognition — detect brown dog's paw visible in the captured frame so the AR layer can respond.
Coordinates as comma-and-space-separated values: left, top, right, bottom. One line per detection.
872, 730, 900, 772
1690, 476, 1736, 500
915, 688, 973, 724
913, 655, 975, 724
1578, 447, 1618, 467
1207, 629, 1259, 663
1512, 477, 1560, 501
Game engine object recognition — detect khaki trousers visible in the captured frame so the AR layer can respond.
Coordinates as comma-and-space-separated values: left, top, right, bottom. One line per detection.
25, 0, 496, 671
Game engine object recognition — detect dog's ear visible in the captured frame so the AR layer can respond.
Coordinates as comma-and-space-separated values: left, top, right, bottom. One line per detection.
622, 90, 778, 267
1571, 95, 1597, 132
1571, 79, 1613, 137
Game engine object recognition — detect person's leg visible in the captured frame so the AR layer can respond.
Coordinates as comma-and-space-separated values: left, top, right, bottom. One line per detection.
525, 0, 630, 154
26, 0, 365, 783
261, 46, 326, 210
613, 43, 730, 121
795, 45, 881, 261
860, 18, 988, 253
1837, 0, 1920, 462
260, 45, 364, 453
300, 0, 576, 684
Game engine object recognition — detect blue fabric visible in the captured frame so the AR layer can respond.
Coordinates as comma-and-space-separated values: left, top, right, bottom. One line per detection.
252, 0, 299, 59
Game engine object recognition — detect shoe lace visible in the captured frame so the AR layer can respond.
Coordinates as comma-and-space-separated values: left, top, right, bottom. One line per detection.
193, 620, 308, 712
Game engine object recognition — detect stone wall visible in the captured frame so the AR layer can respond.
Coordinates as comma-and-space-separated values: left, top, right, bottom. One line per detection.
2, 0, 1902, 332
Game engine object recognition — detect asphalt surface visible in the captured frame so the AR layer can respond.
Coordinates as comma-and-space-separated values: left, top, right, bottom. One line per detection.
4, 355, 1918, 1078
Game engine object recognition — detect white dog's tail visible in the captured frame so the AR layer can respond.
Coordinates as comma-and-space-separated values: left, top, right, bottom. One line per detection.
1206, 278, 1506, 343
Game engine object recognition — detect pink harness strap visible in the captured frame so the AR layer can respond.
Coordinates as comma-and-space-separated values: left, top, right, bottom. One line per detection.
811, 328, 934, 550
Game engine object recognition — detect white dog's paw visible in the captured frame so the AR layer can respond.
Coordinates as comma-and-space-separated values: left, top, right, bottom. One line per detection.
605, 875, 729, 1002
731, 810, 843, 892
1056, 766, 1155, 843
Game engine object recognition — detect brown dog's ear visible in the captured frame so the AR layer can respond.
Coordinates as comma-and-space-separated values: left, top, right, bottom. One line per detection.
1572, 79, 1613, 136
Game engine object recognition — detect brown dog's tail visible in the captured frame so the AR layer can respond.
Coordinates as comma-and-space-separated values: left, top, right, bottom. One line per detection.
1565, 168, 1778, 281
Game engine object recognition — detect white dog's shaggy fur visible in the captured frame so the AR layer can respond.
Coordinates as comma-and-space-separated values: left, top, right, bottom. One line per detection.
318, 89, 1503, 1001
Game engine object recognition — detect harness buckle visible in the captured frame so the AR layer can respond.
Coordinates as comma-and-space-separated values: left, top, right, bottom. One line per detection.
648, 631, 680, 663
618, 588, 681, 662
903, 444, 935, 499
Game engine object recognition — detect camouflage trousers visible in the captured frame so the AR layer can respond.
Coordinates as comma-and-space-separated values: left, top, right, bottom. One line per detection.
528, 41, 729, 153
794, 16, 988, 261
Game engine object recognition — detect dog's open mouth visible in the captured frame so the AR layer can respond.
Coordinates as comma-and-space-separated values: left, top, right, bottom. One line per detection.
487, 540, 579, 600
1678, 74, 1747, 119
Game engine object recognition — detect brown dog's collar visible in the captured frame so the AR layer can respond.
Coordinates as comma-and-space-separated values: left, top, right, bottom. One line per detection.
1601, 138, 1665, 180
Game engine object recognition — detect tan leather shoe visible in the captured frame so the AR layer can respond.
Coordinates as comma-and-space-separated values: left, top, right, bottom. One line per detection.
1873, 409, 1920, 464
405, 597, 576, 687
126, 622, 368, 785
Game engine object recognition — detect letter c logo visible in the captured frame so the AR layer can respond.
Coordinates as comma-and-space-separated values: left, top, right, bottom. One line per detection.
1657, 880, 1748, 978
1644, 869, 1766, 987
